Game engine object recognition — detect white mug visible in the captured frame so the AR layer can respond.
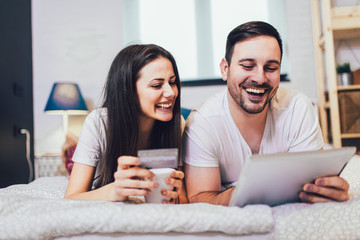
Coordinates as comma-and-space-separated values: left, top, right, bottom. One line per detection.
145, 168, 174, 204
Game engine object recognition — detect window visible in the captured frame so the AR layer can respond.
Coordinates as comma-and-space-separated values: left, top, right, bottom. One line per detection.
122, 0, 288, 81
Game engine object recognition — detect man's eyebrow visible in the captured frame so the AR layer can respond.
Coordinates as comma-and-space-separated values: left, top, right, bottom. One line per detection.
238, 59, 280, 65
238, 58, 255, 63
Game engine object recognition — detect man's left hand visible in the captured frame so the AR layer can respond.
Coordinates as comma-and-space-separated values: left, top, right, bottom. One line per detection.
299, 176, 350, 203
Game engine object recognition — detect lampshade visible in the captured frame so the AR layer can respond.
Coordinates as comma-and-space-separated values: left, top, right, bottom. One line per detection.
44, 82, 88, 114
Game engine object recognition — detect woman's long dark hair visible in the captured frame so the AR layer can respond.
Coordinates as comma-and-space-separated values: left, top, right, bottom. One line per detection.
95, 44, 182, 188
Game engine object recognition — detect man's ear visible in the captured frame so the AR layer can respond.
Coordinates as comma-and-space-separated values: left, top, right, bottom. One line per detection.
220, 58, 229, 81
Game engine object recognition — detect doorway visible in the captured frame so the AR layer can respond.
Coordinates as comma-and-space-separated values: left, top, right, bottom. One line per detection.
0, 0, 34, 187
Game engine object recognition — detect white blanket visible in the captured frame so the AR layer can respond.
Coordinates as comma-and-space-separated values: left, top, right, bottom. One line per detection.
0, 177, 273, 240
1, 155, 360, 240
270, 155, 360, 240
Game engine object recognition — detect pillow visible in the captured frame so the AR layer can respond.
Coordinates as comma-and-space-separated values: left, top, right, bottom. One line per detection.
65, 146, 76, 174
181, 108, 192, 120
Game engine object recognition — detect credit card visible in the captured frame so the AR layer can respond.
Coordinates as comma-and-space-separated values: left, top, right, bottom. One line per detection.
138, 148, 178, 169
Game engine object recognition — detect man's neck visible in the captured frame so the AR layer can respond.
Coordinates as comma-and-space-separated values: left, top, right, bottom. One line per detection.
227, 92, 268, 154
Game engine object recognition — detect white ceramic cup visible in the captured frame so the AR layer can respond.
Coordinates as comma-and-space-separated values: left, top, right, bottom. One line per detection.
145, 168, 174, 204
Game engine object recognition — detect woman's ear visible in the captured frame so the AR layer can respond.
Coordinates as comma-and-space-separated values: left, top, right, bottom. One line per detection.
220, 58, 229, 82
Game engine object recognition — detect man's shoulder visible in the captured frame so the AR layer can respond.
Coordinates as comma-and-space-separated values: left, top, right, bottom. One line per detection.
185, 90, 228, 132
195, 89, 227, 117
272, 87, 311, 110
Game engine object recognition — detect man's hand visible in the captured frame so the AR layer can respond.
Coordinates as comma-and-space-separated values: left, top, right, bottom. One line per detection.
299, 176, 350, 203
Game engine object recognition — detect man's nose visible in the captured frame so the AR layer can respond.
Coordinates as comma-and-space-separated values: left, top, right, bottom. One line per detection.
253, 68, 267, 84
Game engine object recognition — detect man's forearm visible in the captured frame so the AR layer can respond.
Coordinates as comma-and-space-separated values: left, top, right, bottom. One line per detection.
188, 187, 234, 206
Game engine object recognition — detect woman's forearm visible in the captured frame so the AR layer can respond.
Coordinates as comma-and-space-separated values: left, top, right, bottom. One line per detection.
65, 182, 123, 201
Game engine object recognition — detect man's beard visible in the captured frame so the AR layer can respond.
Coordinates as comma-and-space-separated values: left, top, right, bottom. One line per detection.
228, 82, 278, 114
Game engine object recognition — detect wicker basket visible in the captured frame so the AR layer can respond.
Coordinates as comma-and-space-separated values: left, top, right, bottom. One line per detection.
338, 91, 360, 133
34, 155, 68, 179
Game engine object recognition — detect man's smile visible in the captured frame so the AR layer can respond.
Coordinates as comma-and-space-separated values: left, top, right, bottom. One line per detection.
244, 87, 266, 95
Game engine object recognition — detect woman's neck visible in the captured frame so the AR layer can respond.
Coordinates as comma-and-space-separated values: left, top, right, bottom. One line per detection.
138, 115, 155, 150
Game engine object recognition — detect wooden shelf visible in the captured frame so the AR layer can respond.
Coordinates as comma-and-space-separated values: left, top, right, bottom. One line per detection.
332, 6, 360, 29
333, 6, 360, 39
341, 133, 360, 139
337, 84, 360, 91
334, 29, 360, 39
311, 1, 360, 148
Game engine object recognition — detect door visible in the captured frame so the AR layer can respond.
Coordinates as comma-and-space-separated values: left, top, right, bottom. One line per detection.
0, 0, 34, 188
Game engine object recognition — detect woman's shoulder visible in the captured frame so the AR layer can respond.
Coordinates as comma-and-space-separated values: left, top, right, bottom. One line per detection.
84, 108, 108, 129
88, 108, 107, 117
86, 108, 107, 121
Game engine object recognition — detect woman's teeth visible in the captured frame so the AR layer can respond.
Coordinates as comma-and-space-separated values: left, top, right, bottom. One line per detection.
157, 103, 172, 109
245, 88, 265, 94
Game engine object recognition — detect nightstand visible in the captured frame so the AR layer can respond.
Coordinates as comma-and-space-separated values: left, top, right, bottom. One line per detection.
34, 154, 68, 179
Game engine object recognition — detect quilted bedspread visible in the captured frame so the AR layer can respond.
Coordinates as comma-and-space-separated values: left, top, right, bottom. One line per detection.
0, 179, 273, 239
0, 155, 359, 240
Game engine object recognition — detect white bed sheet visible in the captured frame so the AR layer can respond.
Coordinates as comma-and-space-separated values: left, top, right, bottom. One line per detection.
1, 155, 360, 240
0, 177, 273, 239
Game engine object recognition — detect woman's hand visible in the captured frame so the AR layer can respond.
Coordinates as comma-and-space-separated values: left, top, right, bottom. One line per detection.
299, 176, 350, 203
110, 156, 159, 202
162, 170, 184, 204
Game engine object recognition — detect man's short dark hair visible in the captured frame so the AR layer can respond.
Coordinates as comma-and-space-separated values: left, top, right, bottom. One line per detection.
225, 21, 283, 65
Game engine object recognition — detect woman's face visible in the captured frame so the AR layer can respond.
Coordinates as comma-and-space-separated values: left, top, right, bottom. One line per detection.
136, 57, 178, 126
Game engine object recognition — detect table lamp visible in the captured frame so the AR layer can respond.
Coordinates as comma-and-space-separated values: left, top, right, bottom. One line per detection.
44, 83, 88, 134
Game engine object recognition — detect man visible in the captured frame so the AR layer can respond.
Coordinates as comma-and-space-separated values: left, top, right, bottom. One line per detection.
182, 21, 349, 205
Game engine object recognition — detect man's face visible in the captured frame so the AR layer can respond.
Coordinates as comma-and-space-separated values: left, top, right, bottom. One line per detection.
221, 36, 281, 114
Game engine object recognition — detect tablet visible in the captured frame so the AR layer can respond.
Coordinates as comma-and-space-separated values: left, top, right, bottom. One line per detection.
229, 147, 356, 207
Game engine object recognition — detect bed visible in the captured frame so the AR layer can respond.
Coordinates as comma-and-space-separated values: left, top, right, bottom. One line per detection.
1, 155, 359, 240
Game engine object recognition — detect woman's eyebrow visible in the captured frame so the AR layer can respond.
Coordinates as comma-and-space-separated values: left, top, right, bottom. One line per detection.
149, 75, 176, 82
151, 78, 165, 81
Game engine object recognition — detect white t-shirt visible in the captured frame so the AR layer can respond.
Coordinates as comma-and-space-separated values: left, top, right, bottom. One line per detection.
182, 87, 324, 187
72, 108, 107, 185
72, 108, 186, 186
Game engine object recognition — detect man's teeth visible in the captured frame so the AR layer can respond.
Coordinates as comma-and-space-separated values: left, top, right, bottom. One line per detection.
245, 88, 265, 94
157, 103, 172, 108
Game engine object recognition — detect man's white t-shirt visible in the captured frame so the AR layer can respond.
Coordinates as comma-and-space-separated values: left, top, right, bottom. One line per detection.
182, 87, 324, 187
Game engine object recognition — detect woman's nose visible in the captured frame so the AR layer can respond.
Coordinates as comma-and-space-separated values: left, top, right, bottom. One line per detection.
163, 83, 177, 98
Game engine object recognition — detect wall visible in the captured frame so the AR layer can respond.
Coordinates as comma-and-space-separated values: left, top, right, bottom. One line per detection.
280, 0, 318, 101
32, 0, 326, 155
181, 0, 321, 108
32, 0, 124, 155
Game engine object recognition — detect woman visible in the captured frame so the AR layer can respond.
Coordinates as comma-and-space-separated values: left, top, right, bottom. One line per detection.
64, 44, 186, 203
